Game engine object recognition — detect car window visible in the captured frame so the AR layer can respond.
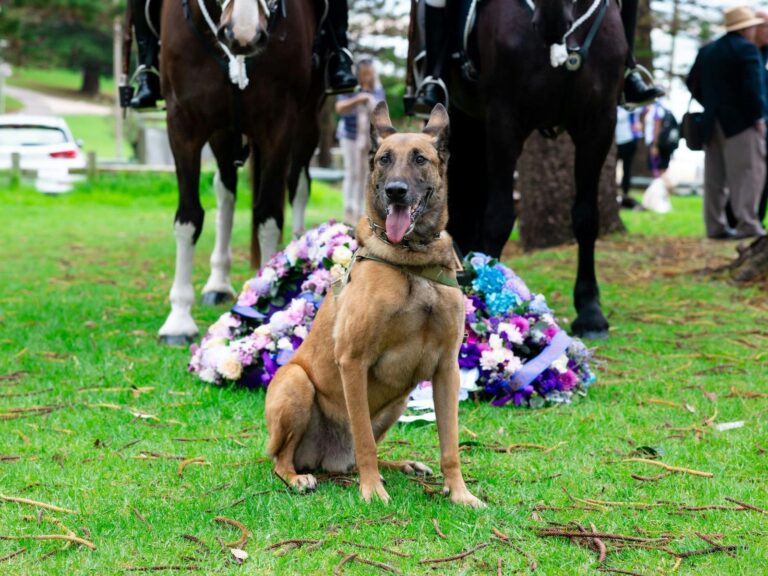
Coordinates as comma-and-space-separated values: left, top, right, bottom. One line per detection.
0, 125, 68, 146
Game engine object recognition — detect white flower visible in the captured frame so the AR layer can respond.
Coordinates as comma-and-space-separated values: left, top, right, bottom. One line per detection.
294, 325, 308, 340
488, 333, 504, 350
254, 325, 271, 337
199, 367, 218, 383
551, 354, 569, 373
480, 350, 500, 370
202, 337, 227, 350
497, 322, 523, 345
284, 243, 299, 266
217, 352, 243, 381
277, 337, 293, 351
332, 245, 353, 267
502, 352, 523, 375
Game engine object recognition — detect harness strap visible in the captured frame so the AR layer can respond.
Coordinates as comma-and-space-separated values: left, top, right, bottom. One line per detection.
332, 246, 460, 298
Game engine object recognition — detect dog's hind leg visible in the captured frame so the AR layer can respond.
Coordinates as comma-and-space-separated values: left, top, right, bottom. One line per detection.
265, 364, 318, 492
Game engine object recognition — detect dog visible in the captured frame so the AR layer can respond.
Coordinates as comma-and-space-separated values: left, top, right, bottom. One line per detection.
264, 102, 483, 507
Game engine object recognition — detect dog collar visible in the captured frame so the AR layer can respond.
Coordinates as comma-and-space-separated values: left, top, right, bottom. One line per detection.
332, 246, 460, 297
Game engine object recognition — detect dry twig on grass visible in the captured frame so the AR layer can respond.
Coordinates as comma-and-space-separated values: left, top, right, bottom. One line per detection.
0, 494, 77, 515
724, 497, 767, 514
432, 518, 447, 539
177, 457, 206, 477
333, 552, 357, 575
419, 542, 489, 564
265, 538, 321, 550
621, 458, 713, 478
0, 533, 96, 550
340, 540, 411, 558
0, 548, 26, 562
213, 516, 249, 548
336, 550, 402, 574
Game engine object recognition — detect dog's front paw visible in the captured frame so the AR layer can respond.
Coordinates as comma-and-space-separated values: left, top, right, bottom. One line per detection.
360, 480, 390, 504
289, 473, 318, 492
443, 486, 485, 508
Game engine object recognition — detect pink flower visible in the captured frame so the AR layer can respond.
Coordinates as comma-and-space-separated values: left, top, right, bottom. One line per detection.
558, 370, 578, 390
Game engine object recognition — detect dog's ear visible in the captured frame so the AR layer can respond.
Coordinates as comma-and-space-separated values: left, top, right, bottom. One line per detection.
370, 101, 396, 151
422, 104, 450, 162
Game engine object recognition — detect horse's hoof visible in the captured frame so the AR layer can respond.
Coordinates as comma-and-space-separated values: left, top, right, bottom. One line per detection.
571, 305, 609, 339
576, 329, 609, 340
158, 334, 197, 347
201, 291, 234, 306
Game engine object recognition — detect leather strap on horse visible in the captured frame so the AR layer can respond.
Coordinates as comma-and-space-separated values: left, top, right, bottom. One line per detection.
332, 246, 460, 298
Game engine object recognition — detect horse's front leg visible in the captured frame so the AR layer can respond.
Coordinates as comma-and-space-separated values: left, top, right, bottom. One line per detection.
481, 102, 526, 257
568, 113, 614, 339
159, 116, 207, 345
251, 113, 296, 268
201, 130, 240, 305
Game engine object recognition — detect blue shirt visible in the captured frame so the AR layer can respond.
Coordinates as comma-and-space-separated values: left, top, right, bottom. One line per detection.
336, 87, 386, 141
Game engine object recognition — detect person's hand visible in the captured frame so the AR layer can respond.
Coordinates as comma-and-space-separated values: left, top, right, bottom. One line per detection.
650, 144, 659, 156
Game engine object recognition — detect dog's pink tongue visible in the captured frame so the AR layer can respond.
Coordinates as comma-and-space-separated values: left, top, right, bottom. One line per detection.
385, 205, 411, 244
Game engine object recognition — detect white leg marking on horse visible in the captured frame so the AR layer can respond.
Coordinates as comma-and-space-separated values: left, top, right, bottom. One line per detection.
159, 222, 199, 337
258, 217, 280, 268
202, 171, 237, 296
292, 171, 309, 237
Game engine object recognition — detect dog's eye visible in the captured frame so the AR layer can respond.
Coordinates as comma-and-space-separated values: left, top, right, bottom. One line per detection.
414, 154, 427, 165
378, 154, 391, 166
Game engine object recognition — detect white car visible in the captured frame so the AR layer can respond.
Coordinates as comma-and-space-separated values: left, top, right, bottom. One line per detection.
0, 114, 87, 171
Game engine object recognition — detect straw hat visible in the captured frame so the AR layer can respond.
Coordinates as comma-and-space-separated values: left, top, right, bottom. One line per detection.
724, 6, 764, 32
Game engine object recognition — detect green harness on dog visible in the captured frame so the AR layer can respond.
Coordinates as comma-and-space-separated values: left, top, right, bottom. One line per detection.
333, 246, 460, 298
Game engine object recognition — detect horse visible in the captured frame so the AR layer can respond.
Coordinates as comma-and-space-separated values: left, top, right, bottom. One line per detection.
410, 0, 626, 339
157, 0, 325, 345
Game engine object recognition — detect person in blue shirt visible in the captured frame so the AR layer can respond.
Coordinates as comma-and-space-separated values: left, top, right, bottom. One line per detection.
335, 58, 386, 225
687, 7, 767, 240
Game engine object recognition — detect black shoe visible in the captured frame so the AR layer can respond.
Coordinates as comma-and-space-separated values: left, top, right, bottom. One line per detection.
129, 71, 160, 109
413, 79, 447, 115
709, 228, 737, 240
623, 69, 664, 107
620, 195, 643, 211
326, 50, 358, 95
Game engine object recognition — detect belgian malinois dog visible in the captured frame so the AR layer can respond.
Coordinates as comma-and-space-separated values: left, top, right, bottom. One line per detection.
264, 103, 483, 506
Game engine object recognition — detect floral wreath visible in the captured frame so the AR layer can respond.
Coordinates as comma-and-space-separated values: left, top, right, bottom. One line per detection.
189, 221, 595, 408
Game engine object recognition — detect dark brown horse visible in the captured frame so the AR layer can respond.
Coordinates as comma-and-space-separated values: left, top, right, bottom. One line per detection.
157, 0, 324, 344
411, 0, 625, 338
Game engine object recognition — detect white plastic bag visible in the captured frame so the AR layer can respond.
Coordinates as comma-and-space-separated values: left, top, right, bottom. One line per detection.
642, 177, 672, 213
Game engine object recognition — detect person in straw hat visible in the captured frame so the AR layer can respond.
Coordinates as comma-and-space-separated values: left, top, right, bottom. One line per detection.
687, 6, 767, 240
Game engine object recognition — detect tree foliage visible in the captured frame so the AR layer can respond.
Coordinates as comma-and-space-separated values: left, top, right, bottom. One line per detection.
0, 0, 124, 94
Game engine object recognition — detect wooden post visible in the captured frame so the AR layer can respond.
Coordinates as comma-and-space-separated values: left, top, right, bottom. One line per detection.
113, 18, 125, 161
10, 152, 21, 188
87, 151, 98, 181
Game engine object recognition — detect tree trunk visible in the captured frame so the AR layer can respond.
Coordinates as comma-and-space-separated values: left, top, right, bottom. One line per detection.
516, 132, 625, 251
80, 64, 100, 96
717, 236, 768, 283
317, 98, 335, 168
636, 0, 654, 73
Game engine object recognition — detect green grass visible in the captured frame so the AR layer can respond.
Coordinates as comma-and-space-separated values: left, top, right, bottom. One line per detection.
1, 176, 767, 575
62, 114, 133, 161
7, 67, 116, 102
4, 95, 24, 114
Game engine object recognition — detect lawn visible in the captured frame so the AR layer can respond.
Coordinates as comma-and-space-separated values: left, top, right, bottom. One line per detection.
1, 175, 767, 575
7, 67, 116, 103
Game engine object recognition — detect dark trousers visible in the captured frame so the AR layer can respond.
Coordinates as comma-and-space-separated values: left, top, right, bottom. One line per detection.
617, 140, 638, 196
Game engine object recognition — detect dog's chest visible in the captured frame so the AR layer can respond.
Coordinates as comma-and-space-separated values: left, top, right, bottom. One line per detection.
372, 277, 461, 384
